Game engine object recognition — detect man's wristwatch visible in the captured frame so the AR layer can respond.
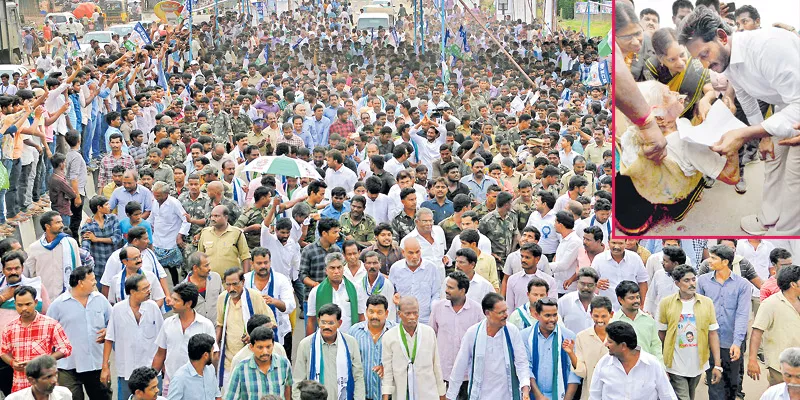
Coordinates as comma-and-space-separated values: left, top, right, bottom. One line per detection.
713, 366, 723, 372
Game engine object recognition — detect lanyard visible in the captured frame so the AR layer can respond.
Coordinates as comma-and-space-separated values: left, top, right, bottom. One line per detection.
399, 325, 418, 364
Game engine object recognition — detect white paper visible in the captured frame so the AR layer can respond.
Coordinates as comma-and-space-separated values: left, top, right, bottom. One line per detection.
677, 100, 747, 146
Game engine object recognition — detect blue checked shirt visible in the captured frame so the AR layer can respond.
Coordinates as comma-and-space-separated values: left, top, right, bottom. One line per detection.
80, 214, 123, 279
348, 320, 396, 400
225, 354, 293, 400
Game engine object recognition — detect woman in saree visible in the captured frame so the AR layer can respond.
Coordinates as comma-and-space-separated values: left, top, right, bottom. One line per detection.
615, 0, 656, 82
644, 27, 716, 124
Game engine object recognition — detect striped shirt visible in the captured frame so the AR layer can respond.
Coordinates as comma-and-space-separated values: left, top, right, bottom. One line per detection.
225, 354, 293, 400
348, 320, 396, 400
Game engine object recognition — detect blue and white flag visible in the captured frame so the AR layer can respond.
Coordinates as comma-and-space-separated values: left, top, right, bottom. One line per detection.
254, 45, 269, 66
390, 27, 399, 47
128, 22, 152, 49
444, 29, 451, 46
292, 37, 303, 49
458, 25, 470, 53
598, 59, 610, 85
256, 1, 264, 20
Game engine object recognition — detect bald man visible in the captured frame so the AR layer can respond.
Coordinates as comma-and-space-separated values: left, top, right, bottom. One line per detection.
388, 237, 442, 323
382, 296, 447, 399
204, 180, 241, 224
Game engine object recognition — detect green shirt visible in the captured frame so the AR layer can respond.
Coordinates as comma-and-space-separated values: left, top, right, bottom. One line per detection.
339, 212, 376, 246
610, 310, 664, 363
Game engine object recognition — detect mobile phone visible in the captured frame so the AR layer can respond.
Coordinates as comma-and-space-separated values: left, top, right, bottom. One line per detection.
726, 2, 736, 11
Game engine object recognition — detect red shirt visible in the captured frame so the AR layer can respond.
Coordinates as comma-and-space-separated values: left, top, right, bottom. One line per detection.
760, 276, 780, 302
1, 312, 72, 392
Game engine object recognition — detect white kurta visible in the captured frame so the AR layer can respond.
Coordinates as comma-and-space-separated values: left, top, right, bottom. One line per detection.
381, 324, 447, 398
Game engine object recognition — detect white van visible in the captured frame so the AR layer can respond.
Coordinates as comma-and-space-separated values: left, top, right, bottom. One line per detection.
356, 12, 394, 31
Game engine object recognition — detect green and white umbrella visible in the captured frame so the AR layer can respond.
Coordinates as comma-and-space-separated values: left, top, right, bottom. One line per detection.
243, 156, 323, 179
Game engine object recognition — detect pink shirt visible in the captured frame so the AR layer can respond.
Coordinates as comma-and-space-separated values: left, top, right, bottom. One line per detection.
760, 276, 780, 302
428, 298, 485, 380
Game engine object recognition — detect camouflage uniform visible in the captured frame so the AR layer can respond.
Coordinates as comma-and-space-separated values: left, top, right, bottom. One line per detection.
234, 205, 272, 249
478, 210, 519, 265
182, 121, 200, 138
511, 197, 535, 229
496, 128, 522, 150
204, 197, 242, 226
171, 141, 187, 164
339, 212, 376, 247
533, 181, 561, 199
162, 154, 182, 169
391, 212, 416, 242
179, 192, 210, 258
230, 113, 253, 137
473, 203, 496, 221
208, 110, 232, 145
438, 216, 461, 251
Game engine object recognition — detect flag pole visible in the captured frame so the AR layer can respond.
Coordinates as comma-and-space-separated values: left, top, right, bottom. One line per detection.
188, 0, 193, 62
456, 0, 535, 87
440, 0, 445, 71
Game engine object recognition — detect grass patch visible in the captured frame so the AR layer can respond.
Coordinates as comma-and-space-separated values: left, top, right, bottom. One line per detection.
559, 18, 611, 37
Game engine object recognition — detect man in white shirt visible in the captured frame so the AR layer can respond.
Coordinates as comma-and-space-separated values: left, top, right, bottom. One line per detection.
5, 355, 72, 400
679, 9, 800, 236
445, 211, 492, 263
107, 247, 166, 308
148, 182, 191, 284
324, 150, 358, 194
736, 238, 775, 312
399, 208, 447, 280
260, 218, 301, 282
589, 321, 677, 400
591, 239, 649, 311
759, 347, 800, 400
526, 190, 560, 260
306, 252, 365, 334
405, 118, 447, 176
558, 267, 600, 335
550, 211, 583, 296
445, 248, 495, 304
242, 247, 296, 347
502, 226, 552, 294
152, 281, 218, 391
643, 246, 684, 321
101, 273, 164, 400
446, 293, 531, 400
364, 178, 392, 223
101, 227, 169, 301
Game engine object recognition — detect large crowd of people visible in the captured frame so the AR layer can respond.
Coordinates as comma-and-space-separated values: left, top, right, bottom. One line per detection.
0, 0, 798, 400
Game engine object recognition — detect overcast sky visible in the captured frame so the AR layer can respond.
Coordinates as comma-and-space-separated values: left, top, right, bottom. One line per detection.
632, 0, 800, 30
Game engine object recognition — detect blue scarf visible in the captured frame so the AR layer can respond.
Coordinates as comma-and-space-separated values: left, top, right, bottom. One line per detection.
249, 270, 278, 337
118, 268, 142, 301
530, 322, 571, 400
309, 330, 355, 400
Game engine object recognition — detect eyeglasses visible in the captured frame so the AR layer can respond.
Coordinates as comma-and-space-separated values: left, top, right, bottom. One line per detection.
617, 29, 643, 42
318, 319, 338, 326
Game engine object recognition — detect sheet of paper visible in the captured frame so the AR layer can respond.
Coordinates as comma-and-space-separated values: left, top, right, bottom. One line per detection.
677, 100, 747, 147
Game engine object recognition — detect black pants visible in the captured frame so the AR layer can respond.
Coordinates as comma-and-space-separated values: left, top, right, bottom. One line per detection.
58, 368, 112, 400
69, 195, 85, 240
614, 173, 704, 234
283, 332, 293, 362
0, 361, 13, 395
706, 346, 742, 400
444, 380, 469, 400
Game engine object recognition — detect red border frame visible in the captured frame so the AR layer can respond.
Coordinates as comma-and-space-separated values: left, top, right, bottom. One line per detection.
608, 1, 799, 240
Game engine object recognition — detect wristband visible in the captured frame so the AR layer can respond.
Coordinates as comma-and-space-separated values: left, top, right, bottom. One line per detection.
631, 107, 655, 128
